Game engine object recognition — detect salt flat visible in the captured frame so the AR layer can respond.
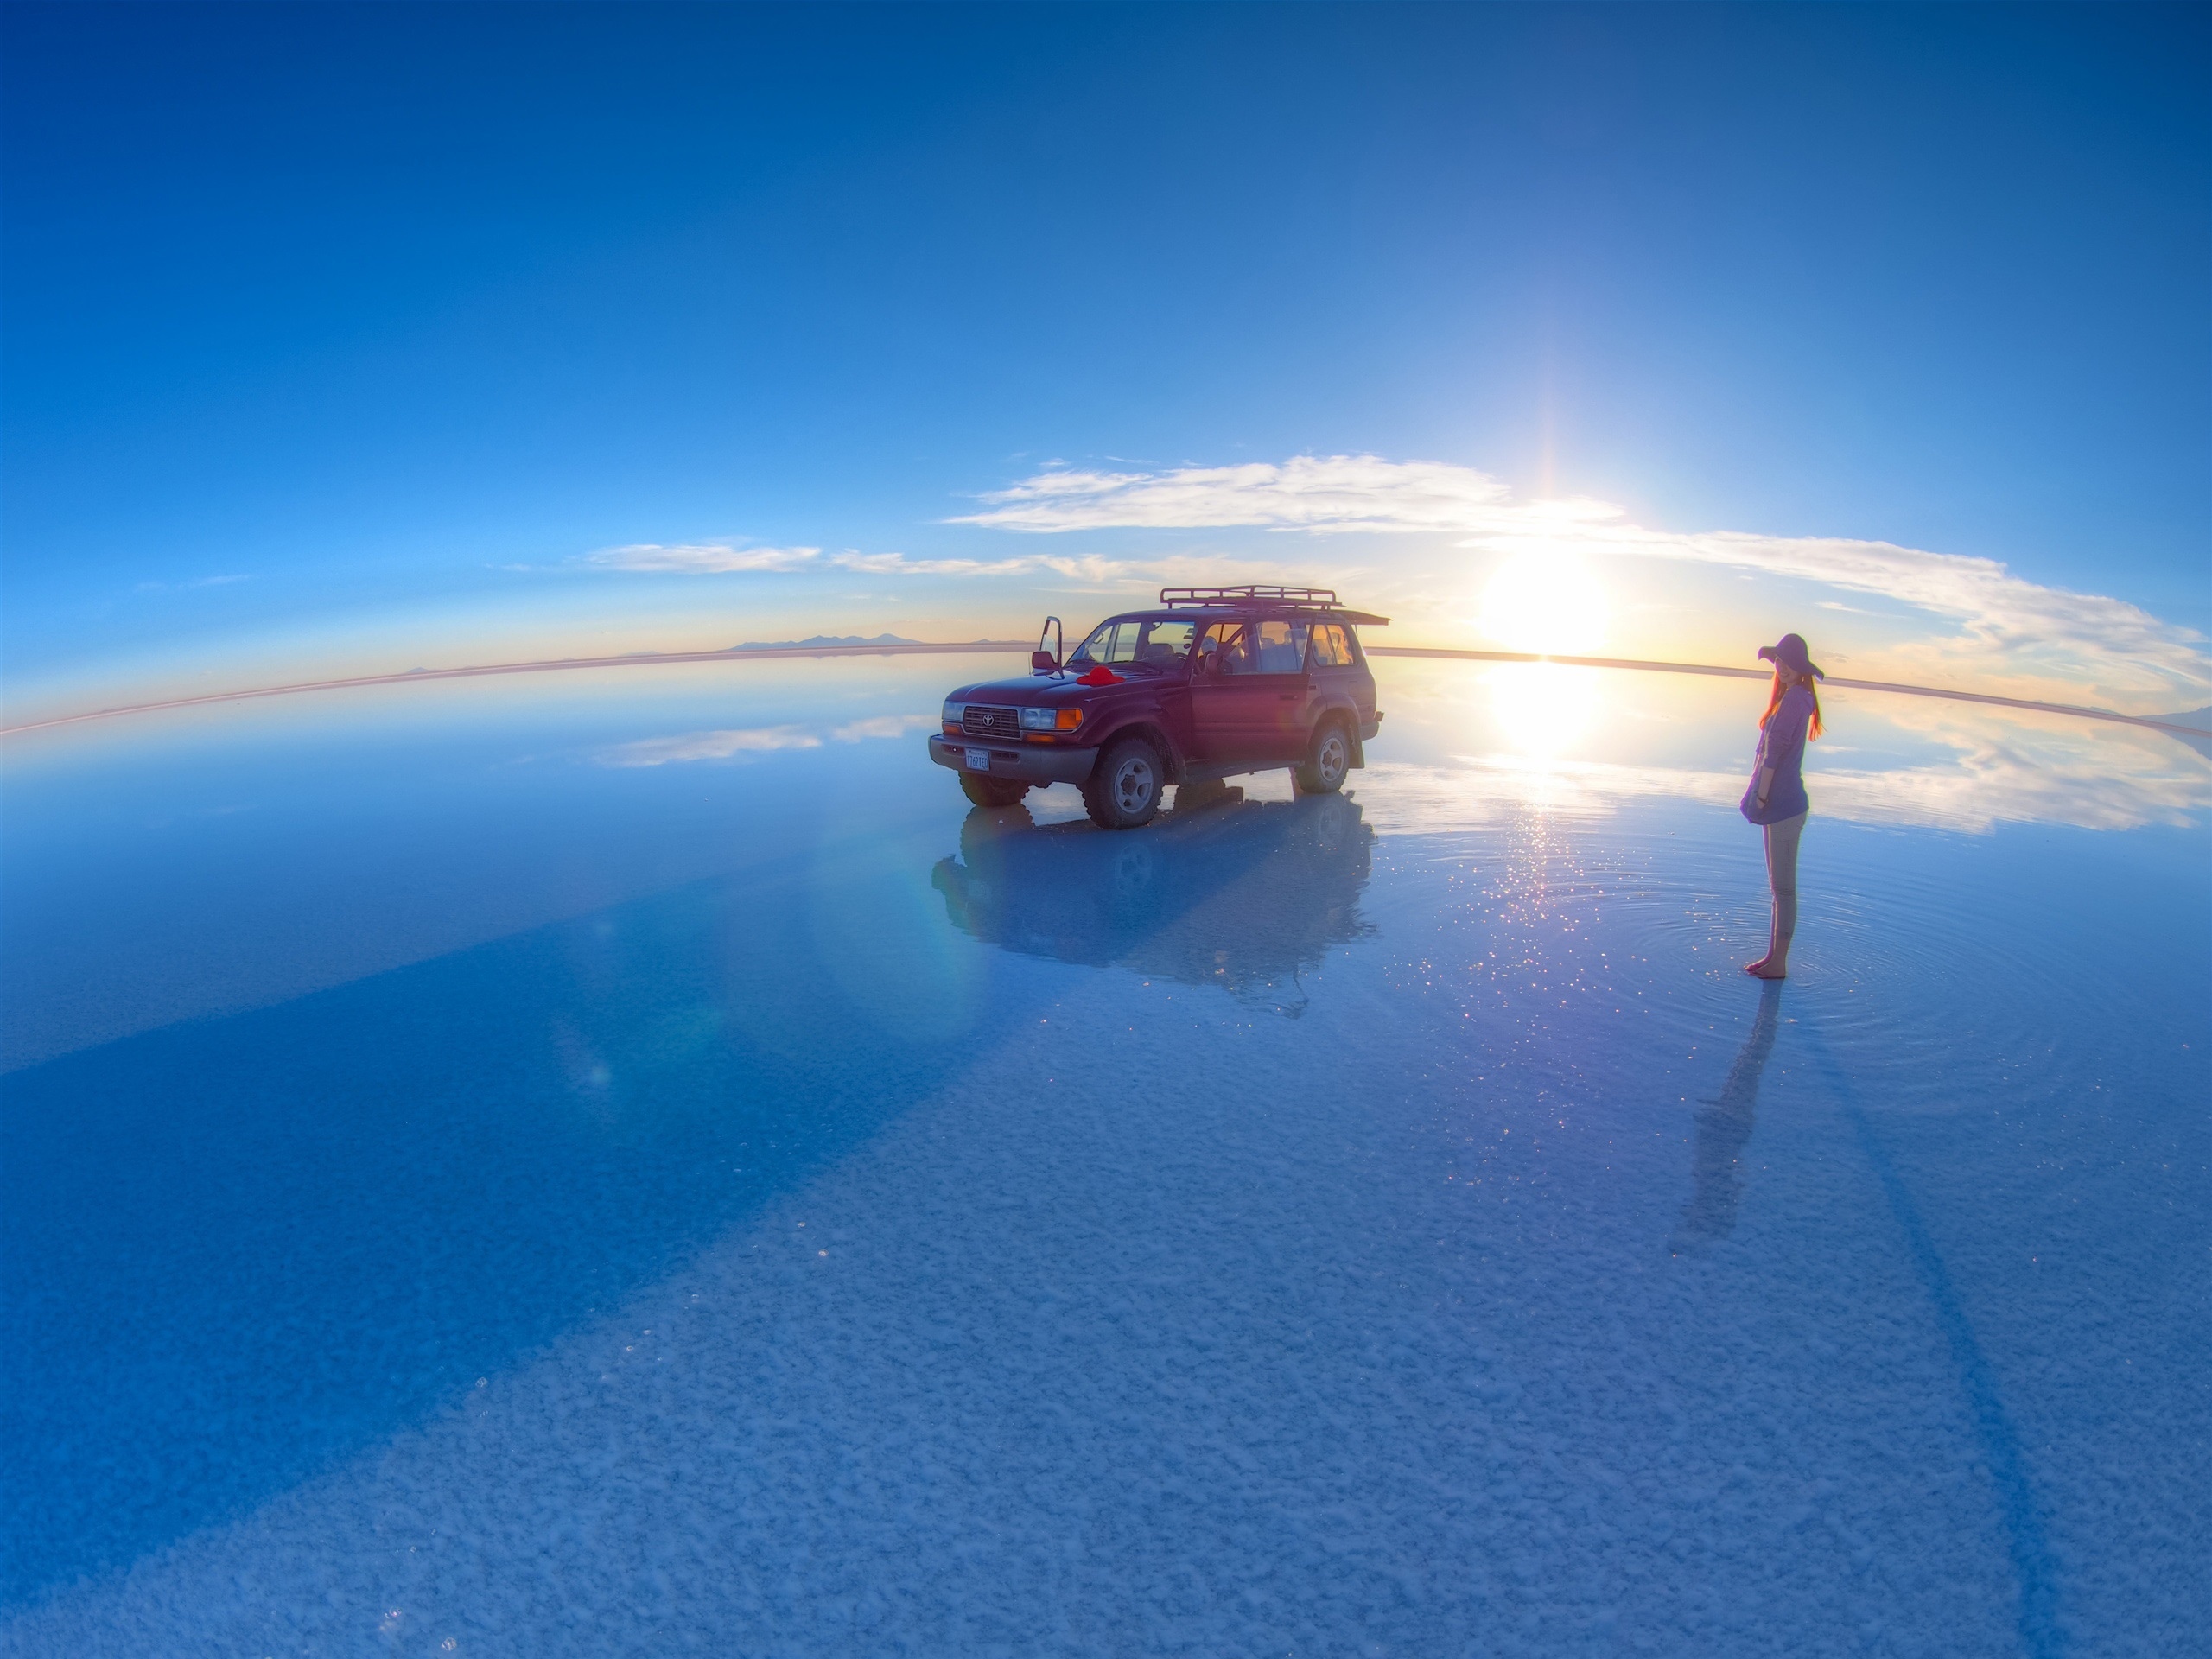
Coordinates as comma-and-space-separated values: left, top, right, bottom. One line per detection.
3, 658, 2203, 1656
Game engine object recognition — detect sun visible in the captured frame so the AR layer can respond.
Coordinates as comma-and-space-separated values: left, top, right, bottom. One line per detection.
1479, 550, 1608, 657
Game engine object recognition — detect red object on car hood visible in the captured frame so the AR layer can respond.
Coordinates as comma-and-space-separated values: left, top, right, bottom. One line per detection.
1077, 664, 1123, 686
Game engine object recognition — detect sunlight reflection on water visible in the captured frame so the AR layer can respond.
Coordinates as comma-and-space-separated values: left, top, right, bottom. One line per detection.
1484, 661, 1604, 760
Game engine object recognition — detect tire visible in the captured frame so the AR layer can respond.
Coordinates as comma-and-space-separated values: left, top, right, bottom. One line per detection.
960, 772, 1031, 810
1294, 721, 1352, 795
1082, 735, 1165, 830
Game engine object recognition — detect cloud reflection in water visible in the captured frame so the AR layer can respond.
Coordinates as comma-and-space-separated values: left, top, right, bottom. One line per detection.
1363, 701, 2209, 836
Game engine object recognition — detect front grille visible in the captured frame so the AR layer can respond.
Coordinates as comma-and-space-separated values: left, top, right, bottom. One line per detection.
962, 705, 1020, 740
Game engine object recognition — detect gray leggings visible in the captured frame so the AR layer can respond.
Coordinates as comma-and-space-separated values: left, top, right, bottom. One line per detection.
1764, 810, 1807, 951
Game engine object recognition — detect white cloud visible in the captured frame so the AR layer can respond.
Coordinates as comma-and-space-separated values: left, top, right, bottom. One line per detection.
831, 551, 1054, 578
582, 543, 821, 575
951, 454, 2212, 709
578, 543, 1164, 588
134, 573, 251, 594
950, 454, 1614, 536
828, 550, 1144, 583
1609, 524, 2209, 706
827, 549, 1350, 595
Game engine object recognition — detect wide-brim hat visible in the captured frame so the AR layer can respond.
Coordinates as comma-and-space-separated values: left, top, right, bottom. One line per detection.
1758, 633, 1824, 679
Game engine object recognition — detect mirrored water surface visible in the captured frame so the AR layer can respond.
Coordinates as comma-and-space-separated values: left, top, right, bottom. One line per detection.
3, 654, 2205, 1657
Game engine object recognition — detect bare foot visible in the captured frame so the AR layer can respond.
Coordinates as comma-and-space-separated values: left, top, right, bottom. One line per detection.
1745, 957, 1788, 979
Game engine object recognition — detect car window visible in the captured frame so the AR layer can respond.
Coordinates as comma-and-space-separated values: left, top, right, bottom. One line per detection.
1254, 619, 1310, 673
1073, 617, 1198, 668
1198, 621, 1255, 675
1135, 619, 1196, 664
1071, 620, 1136, 664
1311, 624, 1356, 668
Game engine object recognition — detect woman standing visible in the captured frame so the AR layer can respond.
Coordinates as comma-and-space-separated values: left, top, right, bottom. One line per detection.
1741, 633, 1824, 979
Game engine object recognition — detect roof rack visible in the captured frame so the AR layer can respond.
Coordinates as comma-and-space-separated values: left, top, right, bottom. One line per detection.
1159, 585, 1339, 609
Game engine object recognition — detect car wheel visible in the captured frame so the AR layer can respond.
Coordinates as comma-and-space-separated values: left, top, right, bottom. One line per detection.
960, 772, 1031, 810
1083, 735, 1164, 830
1294, 721, 1351, 795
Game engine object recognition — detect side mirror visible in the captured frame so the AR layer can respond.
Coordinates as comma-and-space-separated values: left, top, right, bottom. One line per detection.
1032, 650, 1059, 671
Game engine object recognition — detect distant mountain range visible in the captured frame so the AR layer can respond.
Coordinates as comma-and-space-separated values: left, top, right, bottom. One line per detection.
732, 633, 920, 651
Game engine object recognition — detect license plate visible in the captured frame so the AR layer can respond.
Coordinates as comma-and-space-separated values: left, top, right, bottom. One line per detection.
964, 747, 991, 771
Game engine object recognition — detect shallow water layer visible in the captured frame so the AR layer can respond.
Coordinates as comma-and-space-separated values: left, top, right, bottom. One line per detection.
3, 655, 2206, 1658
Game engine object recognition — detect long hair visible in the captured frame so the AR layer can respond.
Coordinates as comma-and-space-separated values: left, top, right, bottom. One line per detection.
1758, 670, 1823, 740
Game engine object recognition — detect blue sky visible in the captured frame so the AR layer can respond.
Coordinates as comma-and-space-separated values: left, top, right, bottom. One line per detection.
3, 3, 2206, 715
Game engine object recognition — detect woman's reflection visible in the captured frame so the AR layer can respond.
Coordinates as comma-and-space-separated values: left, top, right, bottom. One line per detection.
1670, 981, 1783, 1254
931, 786, 1374, 1010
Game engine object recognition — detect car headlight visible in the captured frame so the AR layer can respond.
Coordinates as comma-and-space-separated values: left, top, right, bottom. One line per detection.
1021, 707, 1083, 732
942, 700, 965, 725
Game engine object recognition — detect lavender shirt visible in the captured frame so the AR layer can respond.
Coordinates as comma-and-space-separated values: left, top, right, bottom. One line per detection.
1740, 683, 1814, 825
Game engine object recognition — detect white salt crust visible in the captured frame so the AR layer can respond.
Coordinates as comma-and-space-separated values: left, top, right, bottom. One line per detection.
6, 818, 2202, 1657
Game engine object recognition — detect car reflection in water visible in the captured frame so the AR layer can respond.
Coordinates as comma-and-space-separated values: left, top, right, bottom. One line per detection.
931, 784, 1376, 1015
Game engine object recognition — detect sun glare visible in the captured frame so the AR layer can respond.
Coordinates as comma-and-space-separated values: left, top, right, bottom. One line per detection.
1487, 661, 1600, 758
1479, 550, 1608, 657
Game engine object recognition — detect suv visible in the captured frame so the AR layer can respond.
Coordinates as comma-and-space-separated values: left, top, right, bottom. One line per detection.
927, 585, 1387, 830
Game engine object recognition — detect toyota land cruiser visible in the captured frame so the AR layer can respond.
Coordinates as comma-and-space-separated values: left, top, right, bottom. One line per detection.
926, 585, 1387, 829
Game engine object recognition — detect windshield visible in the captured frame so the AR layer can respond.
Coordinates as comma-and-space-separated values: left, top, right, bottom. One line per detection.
1068, 617, 1198, 671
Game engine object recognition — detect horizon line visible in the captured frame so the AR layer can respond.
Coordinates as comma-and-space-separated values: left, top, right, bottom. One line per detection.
1, 639, 2203, 744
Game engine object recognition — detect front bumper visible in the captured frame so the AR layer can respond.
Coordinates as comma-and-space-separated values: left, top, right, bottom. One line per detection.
929, 734, 1100, 786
